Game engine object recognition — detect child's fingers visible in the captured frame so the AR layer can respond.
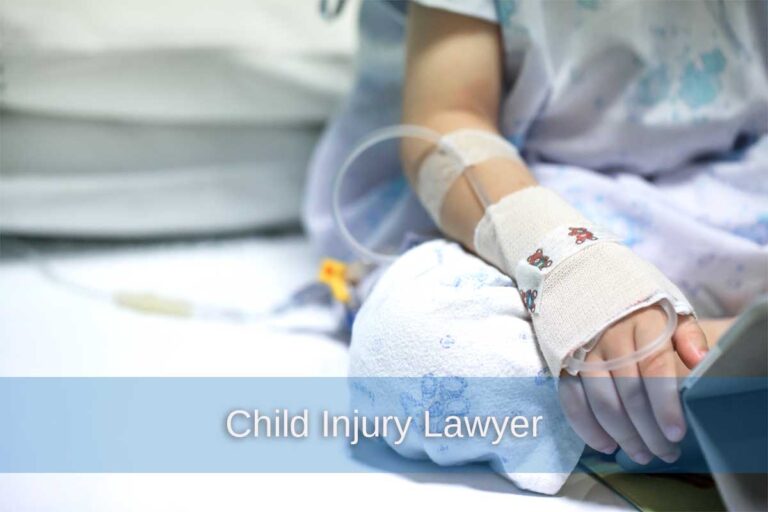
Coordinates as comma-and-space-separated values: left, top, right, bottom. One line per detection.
672, 315, 709, 369
581, 343, 652, 464
636, 311, 687, 443
559, 373, 617, 454
614, 374, 680, 462
603, 312, 680, 461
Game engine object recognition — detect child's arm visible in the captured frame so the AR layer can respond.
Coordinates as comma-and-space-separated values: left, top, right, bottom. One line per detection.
401, 4, 536, 248
400, 4, 709, 464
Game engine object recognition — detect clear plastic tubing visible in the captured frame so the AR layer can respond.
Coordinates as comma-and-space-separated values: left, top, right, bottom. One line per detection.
333, 124, 679, 373
564, 298, 678, 373
331, 124, 463, 265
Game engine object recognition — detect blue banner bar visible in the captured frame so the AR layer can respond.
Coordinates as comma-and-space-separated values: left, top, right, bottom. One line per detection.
0, 377, 764, 473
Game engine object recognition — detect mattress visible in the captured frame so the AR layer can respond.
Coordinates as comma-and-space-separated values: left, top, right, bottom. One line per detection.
0, 234, 630, 511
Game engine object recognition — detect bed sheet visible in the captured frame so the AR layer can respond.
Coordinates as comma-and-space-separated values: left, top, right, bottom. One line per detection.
0, 235, 347, 377
0, 234, 630, 511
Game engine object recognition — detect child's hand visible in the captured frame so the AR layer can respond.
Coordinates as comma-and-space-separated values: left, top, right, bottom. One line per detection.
558, 306, 708, 464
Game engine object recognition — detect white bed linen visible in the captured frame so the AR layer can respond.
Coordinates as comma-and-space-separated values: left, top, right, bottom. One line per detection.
0, 234, 629, 511
0, 235, 346, 376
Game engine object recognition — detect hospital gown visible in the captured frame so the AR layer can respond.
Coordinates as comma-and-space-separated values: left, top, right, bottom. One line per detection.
302, 0, 768, 493
304, 0, 768, 318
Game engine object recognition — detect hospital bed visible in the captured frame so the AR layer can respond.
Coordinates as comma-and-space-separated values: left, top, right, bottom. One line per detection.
0, 235, 630, 511
0, 0, 630, 508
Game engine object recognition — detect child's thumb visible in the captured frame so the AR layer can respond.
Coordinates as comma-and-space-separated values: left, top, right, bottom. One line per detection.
672, 315, 709, 369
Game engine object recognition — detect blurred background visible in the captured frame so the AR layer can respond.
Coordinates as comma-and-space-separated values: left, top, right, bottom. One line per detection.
0, 0, 358, 238
0, 0, 364, 378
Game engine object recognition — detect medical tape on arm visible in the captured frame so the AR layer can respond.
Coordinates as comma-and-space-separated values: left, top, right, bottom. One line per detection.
474, 186, 694, 376
415, 130, 522, 226
414, 132, 694, 376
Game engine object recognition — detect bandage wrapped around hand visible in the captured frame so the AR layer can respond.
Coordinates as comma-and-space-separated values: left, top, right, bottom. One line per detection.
473, 186, 693, 376
414, 130, 693, 377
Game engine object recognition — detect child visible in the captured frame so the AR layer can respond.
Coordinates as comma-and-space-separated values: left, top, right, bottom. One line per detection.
304, 0, 767, 492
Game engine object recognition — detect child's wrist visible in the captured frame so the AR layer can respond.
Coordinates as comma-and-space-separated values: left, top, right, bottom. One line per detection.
471, 186, 694, 377
473, 186, 589, 274
529, 242, 691, 376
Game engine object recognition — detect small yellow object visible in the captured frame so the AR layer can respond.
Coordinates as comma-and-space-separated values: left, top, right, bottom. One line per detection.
114, 292, 193, 317
318, 258, 351, 304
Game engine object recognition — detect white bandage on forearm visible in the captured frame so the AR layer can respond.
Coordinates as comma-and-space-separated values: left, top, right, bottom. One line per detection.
415, 130, 521, 226
474, 187, 693, 376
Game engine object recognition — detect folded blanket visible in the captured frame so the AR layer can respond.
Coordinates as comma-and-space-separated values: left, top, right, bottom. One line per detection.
349, 240, 584, 494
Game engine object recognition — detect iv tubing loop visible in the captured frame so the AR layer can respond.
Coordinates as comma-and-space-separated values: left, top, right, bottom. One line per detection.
332, 124, 463, 264
564, 298, 678, 373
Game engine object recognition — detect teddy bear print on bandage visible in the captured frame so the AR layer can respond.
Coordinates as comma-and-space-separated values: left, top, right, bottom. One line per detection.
515, 224, 622, 315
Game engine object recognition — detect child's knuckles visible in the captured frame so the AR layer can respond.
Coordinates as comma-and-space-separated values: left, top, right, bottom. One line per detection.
615, 434, 647, 454
678, 316, 706, 340
560, 400, 581, 423
596, 332, 632, 359
619, 384, 647, 411
657, 407, 685, 431
601, 319, 633, 344
587, 391, 622, 418
638, 346, 675, 376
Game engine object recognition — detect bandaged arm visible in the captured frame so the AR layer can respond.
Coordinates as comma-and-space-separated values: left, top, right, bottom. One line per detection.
401, 4, 693, 377
401, 5, 535, 247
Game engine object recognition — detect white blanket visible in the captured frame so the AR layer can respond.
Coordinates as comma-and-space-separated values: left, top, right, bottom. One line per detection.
0, 235, 627, 510
350, 240, 584, 494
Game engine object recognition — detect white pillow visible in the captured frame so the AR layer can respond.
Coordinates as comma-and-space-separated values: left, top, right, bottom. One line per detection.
0, 0, 358, 123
